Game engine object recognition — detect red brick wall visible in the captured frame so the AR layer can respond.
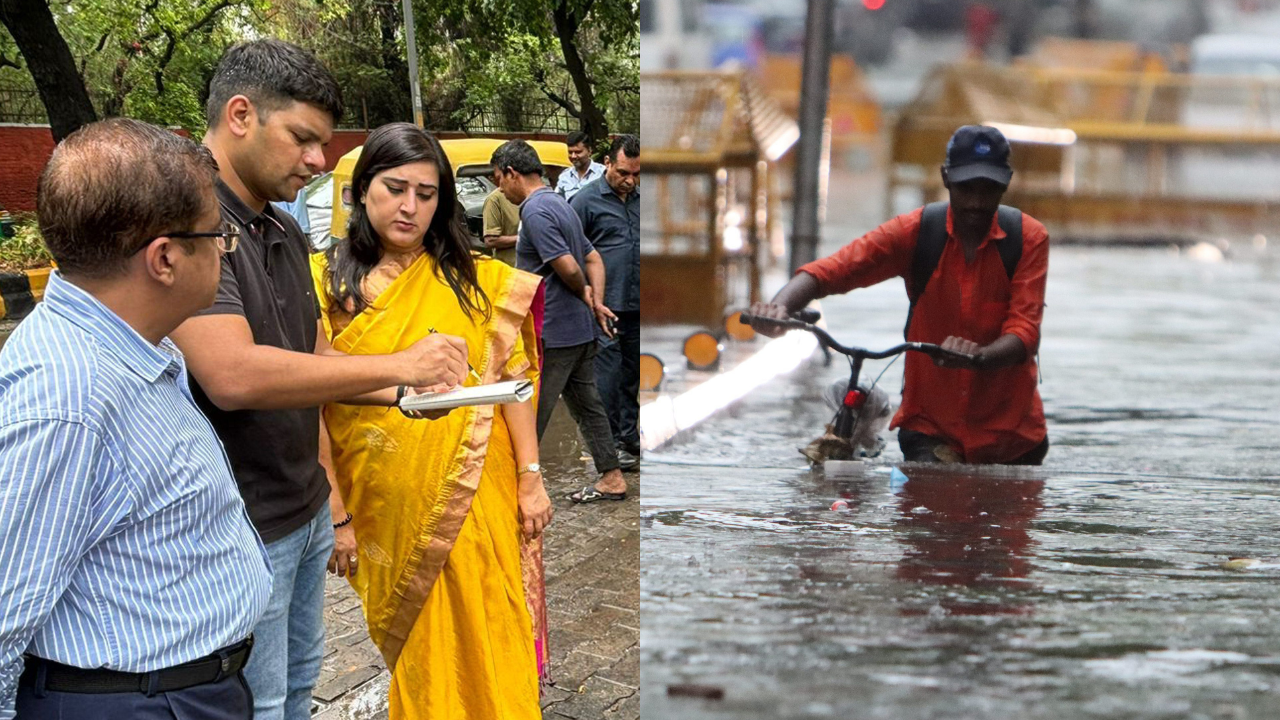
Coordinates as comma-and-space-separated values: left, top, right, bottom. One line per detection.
0, 125, 56, 213
0, 125, 194, 215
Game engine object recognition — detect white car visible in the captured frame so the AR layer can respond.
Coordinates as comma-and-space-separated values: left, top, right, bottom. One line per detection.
303, 172, 335, 251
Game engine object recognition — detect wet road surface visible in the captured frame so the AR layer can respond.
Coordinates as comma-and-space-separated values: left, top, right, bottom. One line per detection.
642, 245, 1280, 719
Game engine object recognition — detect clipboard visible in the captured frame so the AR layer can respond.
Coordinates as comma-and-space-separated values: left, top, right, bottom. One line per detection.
398, 379, 535, 412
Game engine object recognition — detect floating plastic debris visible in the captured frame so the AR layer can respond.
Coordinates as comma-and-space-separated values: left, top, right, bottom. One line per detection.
667, 683, 725, 700
889, 467, 910, 494
1222, 557, 1261, 571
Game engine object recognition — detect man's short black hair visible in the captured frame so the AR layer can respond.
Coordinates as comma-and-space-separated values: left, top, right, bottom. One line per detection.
490, 140, 544, 177
566, 131, 589, 148
206, 39, 344, 128
607, 134, 639, 163
37, 119, 219, 279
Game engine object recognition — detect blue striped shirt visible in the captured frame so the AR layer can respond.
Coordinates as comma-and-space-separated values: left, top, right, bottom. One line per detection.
554, 161, 606, 201
0, 273, 272, 717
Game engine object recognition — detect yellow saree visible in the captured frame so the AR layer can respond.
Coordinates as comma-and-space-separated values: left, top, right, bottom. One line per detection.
313, 252, 546, 719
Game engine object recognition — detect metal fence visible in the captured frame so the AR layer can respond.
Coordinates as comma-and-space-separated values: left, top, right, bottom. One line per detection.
2, 82, 636, 136
0, 88, 48, 124
421, 92, 578, 135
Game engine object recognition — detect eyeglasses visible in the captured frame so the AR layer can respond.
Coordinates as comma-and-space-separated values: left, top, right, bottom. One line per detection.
137, 220, 241, 254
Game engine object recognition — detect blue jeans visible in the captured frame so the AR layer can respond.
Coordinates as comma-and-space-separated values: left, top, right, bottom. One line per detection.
242, 504, 333, 720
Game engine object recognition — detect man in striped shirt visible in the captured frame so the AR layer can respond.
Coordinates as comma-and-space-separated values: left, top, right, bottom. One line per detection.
0, 120, 271, 718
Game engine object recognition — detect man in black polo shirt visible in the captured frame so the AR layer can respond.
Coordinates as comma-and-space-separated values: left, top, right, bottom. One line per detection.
571, 134, 640, 471
169, 40, 468, 720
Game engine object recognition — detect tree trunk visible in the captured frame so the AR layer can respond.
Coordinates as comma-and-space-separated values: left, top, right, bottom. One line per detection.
551, 0, 609, 143
0, 0, 97, 141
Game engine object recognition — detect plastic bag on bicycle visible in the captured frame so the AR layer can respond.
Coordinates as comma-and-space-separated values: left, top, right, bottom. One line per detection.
799, 380, 894, 465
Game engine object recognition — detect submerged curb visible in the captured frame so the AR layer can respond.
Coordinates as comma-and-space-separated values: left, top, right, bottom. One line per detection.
639, 303, 824, 452
0, 267, 51, 321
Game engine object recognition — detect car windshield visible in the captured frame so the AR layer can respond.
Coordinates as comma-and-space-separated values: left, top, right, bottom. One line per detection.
457, 176, 494, 196
304, 173, 333, 209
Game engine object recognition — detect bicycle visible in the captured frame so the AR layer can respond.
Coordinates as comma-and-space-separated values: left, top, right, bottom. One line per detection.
739, 309, 978, 465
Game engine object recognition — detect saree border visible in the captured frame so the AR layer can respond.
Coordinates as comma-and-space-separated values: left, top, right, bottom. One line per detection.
369, 260, 542, 668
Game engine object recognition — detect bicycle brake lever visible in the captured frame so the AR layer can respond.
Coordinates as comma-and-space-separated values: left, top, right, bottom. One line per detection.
792, 308, 821, 324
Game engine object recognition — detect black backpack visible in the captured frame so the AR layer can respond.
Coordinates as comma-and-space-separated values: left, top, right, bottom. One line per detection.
903, 201, 1023, 339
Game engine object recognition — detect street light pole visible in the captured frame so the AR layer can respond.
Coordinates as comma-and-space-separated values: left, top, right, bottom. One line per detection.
402, 0, 424, 128
789, 0, 835, 274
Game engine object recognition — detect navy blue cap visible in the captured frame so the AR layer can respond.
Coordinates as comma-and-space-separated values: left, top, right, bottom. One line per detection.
944, 125, 1013, 186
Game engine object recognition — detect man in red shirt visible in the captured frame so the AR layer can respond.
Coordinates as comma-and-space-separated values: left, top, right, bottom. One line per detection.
750, 125, 1049, 465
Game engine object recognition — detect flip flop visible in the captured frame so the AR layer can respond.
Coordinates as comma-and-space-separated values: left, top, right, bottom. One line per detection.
567, 485, 627, 503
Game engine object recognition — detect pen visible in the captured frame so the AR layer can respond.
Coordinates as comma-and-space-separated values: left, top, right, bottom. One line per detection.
428, 327, 482, 384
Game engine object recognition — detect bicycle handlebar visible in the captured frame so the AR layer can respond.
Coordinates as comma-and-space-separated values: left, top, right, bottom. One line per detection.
738, 311, 980, 365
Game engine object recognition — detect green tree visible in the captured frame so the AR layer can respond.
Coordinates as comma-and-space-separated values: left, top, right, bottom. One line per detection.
0, 0, 265, 137
0, 0, 637, 140
411, 0, 638, 141
0, 0, 96, 141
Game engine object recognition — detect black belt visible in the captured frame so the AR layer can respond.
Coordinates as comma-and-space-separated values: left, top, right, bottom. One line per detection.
20, 636, 253, 695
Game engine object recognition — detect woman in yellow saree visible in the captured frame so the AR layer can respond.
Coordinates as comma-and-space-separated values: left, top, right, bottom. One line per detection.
313, 122, 553, 719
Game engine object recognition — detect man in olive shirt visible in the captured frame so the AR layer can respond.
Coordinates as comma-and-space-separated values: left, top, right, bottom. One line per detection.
482, 167, 521, 265
169, 41, 467, 720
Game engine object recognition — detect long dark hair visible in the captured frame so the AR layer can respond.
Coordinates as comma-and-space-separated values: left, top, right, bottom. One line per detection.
325, 122, 490, 319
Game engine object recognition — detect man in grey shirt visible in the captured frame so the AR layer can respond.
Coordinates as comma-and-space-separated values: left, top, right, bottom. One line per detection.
492, 139, 628, 503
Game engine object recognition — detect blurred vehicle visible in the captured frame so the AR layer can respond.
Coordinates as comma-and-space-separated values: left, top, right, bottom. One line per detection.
1175, 33, 1280, 200
1181, 34, 1280, 130
755, 5, 805, 54
745, 0, 902, 68
1034, 0, 1208, 50
834, 0, 909, 66
640, 0, 712, 69
703, 3, 764, 69
1190, 34, 1280, 76
324, 138, 572, 252
903, 0, 969, 32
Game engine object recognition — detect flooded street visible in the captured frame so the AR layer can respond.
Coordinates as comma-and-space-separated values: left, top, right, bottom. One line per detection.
642, 244, 1280, 719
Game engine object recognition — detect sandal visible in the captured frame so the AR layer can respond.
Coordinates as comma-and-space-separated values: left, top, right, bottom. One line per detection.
567, 485, 627, 503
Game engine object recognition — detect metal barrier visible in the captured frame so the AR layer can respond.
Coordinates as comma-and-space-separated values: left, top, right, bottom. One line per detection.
642, 71, 798, 326
1015, 36, 1173, 74
754, 53, 881, 163
889, 61, 1280, 242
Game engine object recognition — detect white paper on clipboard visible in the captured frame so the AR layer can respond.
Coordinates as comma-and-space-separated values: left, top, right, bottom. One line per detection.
398, 379, 534, 412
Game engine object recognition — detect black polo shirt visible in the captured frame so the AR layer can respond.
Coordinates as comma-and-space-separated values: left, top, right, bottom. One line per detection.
189, 179, 328, 543
570, 178, 639, 313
